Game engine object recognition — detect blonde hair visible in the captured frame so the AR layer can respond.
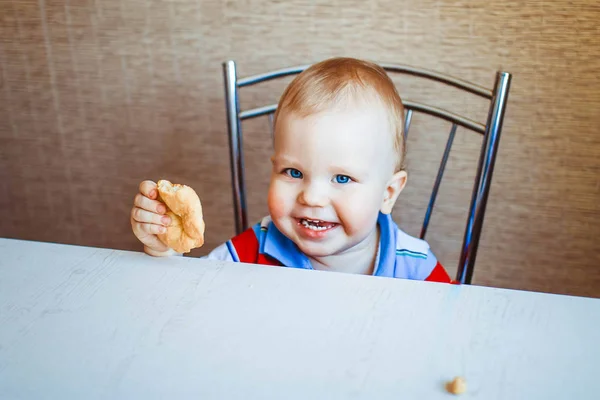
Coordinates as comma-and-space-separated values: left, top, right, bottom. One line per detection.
273, 57, 406, 171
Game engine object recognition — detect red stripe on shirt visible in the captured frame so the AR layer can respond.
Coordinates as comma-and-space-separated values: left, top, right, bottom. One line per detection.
230, 228, 282, 266
425, 262, 453, 283
230, 228, 259, 264
257, 253, 283, 266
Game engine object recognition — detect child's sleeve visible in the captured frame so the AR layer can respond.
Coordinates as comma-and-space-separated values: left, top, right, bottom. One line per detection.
424, 261, 453, 283
422, 249, 454, 284
203, 242, 236, 262
202, 224, 261, 263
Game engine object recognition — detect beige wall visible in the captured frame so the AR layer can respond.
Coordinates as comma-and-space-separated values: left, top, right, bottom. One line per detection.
1, 0, 599, 297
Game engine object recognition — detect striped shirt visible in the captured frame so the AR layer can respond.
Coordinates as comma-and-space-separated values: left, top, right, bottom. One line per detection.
205, 212, 452, 283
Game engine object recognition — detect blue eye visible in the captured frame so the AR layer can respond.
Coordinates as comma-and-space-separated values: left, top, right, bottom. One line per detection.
335, 175, 351, 184
285, 168, 303, 179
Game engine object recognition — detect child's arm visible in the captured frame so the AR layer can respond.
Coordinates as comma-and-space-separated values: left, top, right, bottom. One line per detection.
412, 249, 453, 284
202, 242, 236, 262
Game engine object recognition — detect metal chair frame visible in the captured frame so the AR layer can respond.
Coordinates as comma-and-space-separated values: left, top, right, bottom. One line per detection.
223, 60, 511, 284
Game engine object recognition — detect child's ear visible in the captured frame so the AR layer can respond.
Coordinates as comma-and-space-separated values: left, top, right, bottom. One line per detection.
380, 170, 408, 214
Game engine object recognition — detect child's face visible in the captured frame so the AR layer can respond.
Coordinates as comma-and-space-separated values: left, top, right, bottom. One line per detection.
268, 103, 406, 258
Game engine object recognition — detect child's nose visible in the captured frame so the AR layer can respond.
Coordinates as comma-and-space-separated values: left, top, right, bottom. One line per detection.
298, 183, 329, 207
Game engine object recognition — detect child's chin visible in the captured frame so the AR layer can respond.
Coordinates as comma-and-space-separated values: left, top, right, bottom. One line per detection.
297, 243, 337, 258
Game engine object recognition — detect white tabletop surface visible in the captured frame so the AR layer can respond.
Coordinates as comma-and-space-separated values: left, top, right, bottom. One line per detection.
1, 238, 599, 399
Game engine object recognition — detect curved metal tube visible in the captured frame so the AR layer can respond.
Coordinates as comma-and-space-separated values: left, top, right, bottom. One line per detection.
457, 72, 512, 284
236, 62, 492, 99
240, 101, 485, 134
421, 124, 458, 240
403, 109, 413, 138
238, 65, 311, 87
403, 101, 485, 134
222, 61, 248, 234
240, 104, 277, 120
380, 64, 492, 99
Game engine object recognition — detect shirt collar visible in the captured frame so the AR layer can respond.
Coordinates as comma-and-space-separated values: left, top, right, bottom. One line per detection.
373, 212, 396, 277
263, 221, 313, 269
262, 212, 396, 275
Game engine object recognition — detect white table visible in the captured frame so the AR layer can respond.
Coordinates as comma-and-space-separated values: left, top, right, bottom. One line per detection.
0, 238, 599, 399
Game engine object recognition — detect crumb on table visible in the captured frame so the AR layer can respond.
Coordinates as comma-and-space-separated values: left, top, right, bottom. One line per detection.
446, 376, 467, 395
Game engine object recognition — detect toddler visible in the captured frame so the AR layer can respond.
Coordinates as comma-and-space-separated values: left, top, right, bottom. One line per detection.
130, 57, 452, 283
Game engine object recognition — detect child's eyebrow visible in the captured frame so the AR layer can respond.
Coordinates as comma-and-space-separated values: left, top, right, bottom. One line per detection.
271, 155, 298, 165
331, 164, 370, 177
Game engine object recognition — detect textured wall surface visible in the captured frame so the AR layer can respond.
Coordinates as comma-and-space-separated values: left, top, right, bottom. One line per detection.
1, 0, 599, 297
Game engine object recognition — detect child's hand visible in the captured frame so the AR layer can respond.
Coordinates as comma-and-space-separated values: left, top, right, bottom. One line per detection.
130, 180, 179, 256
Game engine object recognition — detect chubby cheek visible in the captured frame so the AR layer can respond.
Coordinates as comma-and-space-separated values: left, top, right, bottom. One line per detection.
267, 179, 291, 220
336, 191, 381, 236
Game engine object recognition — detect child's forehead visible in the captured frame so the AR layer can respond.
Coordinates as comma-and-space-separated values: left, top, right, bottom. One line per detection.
282, 94, 389, 124
277, 100, 392, 141
274, 106, 396, 164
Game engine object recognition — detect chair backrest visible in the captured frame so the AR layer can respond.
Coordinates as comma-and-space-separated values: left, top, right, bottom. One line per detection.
222, 60, 511, 284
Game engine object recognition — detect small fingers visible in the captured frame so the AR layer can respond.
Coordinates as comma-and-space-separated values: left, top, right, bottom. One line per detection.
139, 222, 167, 235
139, 180, 158, 200
133, 193, 167, 214
131, 206, 171, 226
131, 216, 166, 236
140, 233, 171, 253
131, 219, 171, 252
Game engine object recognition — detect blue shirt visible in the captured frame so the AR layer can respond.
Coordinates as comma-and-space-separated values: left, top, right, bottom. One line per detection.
206, 212, 451, 282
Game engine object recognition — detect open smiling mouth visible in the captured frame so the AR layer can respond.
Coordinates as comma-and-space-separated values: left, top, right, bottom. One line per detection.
297, 218, 337, 231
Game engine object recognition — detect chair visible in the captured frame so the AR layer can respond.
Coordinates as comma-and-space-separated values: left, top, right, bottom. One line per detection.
222, 60, 511, 284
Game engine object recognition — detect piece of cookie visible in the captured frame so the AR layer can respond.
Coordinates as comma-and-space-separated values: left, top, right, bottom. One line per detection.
156, 180, 205, 253
446, 377, 467, 395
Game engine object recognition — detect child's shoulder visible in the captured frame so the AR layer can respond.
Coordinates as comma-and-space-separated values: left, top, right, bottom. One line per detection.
383, 214, 431, 259
393, 225, 431, 260
384, 215, 450, 281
